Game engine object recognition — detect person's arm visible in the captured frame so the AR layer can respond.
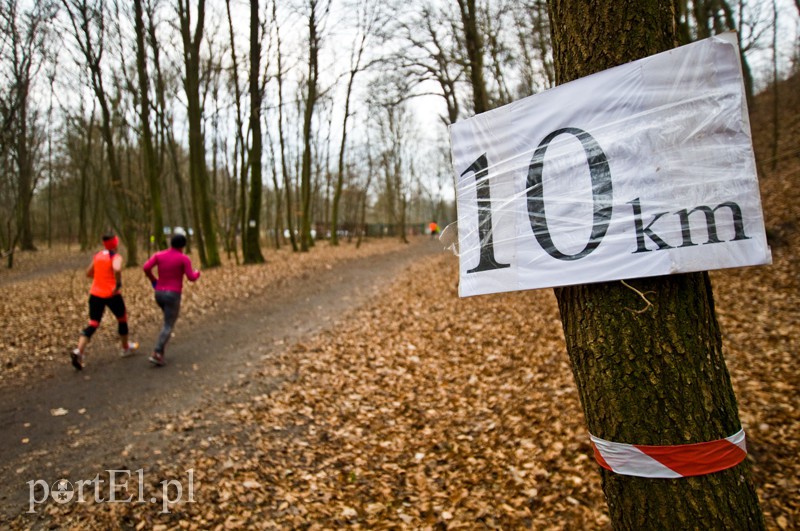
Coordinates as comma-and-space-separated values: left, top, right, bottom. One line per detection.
142, 254, 158, 285
184, 256, 200, 282
85, 261, 94, 278
112, 254, 123, 292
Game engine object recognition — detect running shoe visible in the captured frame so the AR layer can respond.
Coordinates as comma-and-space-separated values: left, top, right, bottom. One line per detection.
71, 349, 84, 371
121, 341, 139, 358
148, 352, 165, 367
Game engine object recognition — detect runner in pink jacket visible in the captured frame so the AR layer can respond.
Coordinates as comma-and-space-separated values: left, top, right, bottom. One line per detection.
142, 231, 200, 366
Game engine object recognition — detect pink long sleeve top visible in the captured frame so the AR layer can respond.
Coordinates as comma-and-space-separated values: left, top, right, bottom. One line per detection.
143, 248, 200, 293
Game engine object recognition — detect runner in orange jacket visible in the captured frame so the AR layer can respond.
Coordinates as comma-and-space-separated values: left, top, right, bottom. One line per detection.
429, 221, 439, 238
70, 233, 138, 370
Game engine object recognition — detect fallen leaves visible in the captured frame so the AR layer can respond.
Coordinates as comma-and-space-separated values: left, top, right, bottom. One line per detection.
4, 219, 797, 530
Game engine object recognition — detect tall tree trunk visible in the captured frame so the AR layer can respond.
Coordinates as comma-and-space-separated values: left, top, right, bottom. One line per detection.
300, 0, 321, 252
244, 0, 265, 263
274, 0, 297, 252
331, 53, 360, 246
770, 0, 779, 171
178, 0, 220, 267
8, 0, 49, 253
15, 93, 35, 251
225, 0, 249, 259
545, 1, 764, 528
78, 111, 95, 251
134, 0, 165, 250
457, 0, 490, 114
266, 121, 283, 249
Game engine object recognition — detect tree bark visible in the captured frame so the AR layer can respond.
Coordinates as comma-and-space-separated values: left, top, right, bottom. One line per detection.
332, 1, 374, 246
225, 0, 248, 259
134, 0, 165, 250
243, 0, 265, 263
178, 0, 220, 268
457, 0, 489, 114
274, 0, 297, 252
299, 0, 321, 252
14, 86, 35, 251
546, 1, 764, 528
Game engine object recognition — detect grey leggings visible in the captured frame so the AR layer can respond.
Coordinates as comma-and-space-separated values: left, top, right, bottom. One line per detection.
154, 290, 182, 354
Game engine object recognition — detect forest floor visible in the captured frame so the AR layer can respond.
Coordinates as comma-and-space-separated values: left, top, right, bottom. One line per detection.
1, 190, 798, 530
2, 83, 799, 530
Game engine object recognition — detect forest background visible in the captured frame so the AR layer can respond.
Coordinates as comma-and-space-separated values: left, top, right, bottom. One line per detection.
0, 0, 798, 267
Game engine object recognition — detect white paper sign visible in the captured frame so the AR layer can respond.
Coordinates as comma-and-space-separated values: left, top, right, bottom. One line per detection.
450, 33, 771, 297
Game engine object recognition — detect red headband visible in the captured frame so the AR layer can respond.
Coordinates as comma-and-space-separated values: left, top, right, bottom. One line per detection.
103, 236, 119, 250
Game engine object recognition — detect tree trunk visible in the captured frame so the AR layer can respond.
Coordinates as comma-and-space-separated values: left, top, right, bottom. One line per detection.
331, 67, 356, 246
78, 113, 94, 250
178, 0, 220, 267
134, 0, 165, 250
300, 0, 321, 252
266, 123, 283, 250
770, 0, 779, 172
457, 0, 490, 114
243, 0, 265, 263
274, 0, 297, 252
225, 0, 249, 259
15, 93, 35, 251
545, 1, 764, 528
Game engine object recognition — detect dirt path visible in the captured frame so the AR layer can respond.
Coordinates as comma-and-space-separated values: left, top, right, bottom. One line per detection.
0, 239, 442, 520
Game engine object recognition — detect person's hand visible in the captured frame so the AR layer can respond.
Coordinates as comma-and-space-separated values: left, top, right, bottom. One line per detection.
151, 280, 157, 289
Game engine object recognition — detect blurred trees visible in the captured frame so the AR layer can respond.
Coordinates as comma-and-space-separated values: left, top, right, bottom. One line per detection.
0, 0, 56, 264
62, 0, 140, 265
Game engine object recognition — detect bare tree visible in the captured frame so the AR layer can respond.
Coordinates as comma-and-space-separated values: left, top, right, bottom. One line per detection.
133, 0, 165, 249
510, 0, 554, 97
177, 0, 220, 267
63, 0, 139, 265
66, 103, 97, 251
243, 0, 266, 263
479, 1, 513, 107
370, 77, 412, 243
769, 0, 779, 170
330, 0, 383, 246
273, 0, 297, 252
147, 0, 191, 244
1, 1, 56, 257
392, 3, 465, 125
299, 0, 329, 252
223, 0, 247, 261
676, 0, 759, 105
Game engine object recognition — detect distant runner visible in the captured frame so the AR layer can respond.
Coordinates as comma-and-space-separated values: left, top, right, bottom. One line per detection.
71, 233, 138, 370
142, 230, 200, 367
429, 221, 439, 238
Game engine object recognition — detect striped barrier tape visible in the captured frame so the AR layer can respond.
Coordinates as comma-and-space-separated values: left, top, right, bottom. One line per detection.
589, 428, 747, 478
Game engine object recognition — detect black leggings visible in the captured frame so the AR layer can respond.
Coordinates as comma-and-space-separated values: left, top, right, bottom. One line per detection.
83, 294, 128, 337
154, 290, 181, 354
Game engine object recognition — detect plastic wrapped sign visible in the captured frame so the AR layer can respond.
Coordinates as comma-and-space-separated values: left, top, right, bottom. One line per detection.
450, 33, 771, 297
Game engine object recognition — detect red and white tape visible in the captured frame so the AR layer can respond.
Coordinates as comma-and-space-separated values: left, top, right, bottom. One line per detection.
589, 429, 747, 478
